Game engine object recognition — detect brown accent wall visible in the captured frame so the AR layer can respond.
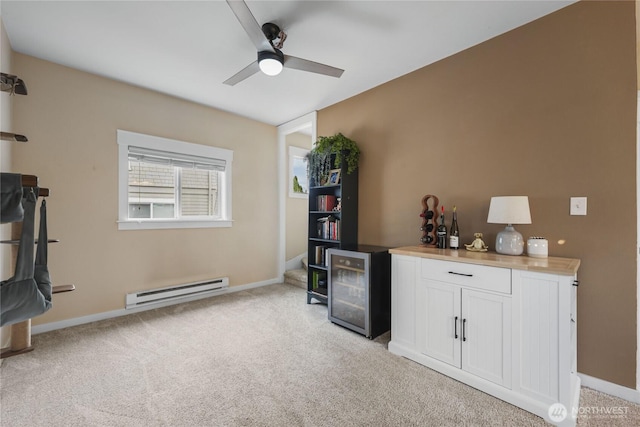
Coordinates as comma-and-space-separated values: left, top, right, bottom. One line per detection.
11, 54, 278, 325
319, 1, 637, 388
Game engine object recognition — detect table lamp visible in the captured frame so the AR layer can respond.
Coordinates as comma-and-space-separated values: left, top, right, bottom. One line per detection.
487, 196, 531, 255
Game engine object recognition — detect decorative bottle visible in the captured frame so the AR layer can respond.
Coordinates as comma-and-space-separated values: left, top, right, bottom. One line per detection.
449, 206, 459, 250
436, 206, 447, 249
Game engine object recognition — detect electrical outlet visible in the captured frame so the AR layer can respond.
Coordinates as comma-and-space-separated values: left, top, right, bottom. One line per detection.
570, 197, 587, 215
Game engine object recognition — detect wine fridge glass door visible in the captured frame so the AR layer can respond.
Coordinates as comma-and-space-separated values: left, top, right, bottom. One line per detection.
328, 250, 369, 334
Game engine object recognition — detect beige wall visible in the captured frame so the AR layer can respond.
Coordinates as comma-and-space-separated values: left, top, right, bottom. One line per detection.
11, 53, 279, 325
319, 1, 637, 388
0, 20, 13, 282
285, 131, 311, 262
0, 19, 14, 348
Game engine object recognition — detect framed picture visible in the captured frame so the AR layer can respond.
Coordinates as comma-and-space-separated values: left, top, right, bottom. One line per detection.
327, 169, 341, 185
289, 146, 309, 198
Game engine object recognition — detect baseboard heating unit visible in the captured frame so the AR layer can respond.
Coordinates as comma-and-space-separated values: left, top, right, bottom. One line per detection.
125, 277, 229, 309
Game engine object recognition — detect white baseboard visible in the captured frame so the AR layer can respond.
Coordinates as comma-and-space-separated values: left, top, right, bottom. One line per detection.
578, 372, 640, 404
31, 277, 281, 335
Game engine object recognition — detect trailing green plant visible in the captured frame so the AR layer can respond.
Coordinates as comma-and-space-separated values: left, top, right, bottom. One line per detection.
306, 149, 332, 187
306, 133, 360, 187
314, 133, 360, 175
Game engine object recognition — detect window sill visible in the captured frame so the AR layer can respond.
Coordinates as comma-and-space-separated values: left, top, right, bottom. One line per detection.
118, 219, 232, 231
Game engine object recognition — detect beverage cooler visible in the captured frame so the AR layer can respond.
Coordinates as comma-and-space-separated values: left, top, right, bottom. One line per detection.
327, 245, 391, 339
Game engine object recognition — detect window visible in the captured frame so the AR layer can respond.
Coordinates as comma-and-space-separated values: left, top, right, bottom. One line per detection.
118, 130, 233, 230
288, 146, 309, 198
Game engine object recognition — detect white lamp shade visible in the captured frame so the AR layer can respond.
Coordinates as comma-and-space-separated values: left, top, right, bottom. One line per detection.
487, 196, 531, 225
259, 58, 283, 76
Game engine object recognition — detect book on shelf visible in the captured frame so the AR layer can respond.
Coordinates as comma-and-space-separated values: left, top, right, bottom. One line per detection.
314, 245, 330, 266
316, 215, 340, 240
316, 195, 337, 212
311, 270, 327, 291
315, 245, 323, 266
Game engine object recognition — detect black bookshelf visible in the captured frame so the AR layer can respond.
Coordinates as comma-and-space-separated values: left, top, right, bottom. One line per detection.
307, 156, 358, 304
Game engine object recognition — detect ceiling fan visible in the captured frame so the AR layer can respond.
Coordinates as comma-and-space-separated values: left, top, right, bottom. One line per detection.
224, 0, 344, 86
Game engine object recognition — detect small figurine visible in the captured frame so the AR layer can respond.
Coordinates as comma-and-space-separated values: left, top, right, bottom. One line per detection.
465, 233, 489, 252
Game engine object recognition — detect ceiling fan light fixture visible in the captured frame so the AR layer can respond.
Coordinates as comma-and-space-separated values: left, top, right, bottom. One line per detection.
258, 50, 284, 76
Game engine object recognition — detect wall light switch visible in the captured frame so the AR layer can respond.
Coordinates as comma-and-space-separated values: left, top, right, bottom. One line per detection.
570, 197, 587, 215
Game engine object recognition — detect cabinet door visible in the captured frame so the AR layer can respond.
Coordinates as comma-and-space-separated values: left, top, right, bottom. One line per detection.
461, 289, 512, 388
417, 279, 461, 368
391, 255, 418, 348
511, 270, 566, 402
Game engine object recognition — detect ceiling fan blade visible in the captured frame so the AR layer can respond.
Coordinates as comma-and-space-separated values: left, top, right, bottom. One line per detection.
226, 0, 274, 53
283, 55, 344, 78
223, 60, 260, 86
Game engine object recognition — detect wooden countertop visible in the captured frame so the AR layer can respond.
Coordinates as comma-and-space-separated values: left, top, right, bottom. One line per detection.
389, 246, 580, 275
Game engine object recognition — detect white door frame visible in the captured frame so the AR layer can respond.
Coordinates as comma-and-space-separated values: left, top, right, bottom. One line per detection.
277, 111, 317, 281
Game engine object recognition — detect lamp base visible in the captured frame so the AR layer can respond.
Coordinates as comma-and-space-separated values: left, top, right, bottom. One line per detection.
495, 225, 524, 255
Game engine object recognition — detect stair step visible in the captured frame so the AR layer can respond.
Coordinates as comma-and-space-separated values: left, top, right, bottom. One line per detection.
284, 268, 307, 289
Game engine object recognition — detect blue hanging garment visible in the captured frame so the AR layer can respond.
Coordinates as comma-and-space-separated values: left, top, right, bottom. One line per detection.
1, 173, 24, 223
0, 188, 53, 326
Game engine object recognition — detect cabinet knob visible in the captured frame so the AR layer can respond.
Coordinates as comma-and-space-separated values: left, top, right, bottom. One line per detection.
572, 280, 579, 287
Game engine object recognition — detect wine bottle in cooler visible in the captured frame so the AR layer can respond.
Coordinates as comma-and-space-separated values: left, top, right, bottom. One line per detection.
449, 206, 460, 250
436, 206, 447, 249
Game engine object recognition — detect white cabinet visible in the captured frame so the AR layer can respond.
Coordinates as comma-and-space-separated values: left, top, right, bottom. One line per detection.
416, 266, 512, 387
389, 248, 580, 427
390, 254, 418, 349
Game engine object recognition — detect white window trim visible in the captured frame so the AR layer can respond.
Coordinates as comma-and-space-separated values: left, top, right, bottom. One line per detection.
117, 130, 233, 230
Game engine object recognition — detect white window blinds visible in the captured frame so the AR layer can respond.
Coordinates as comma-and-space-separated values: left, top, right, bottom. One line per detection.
128, 146, 226, 171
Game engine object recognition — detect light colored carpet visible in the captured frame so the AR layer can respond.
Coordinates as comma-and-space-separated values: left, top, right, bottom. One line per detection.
1, 284, 638, 426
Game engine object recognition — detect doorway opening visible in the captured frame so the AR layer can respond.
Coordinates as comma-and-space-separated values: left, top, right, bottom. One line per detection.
277, 112, 317, 281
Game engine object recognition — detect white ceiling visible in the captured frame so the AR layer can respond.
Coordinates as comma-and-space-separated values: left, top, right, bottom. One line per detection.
1, 1, 576, 126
